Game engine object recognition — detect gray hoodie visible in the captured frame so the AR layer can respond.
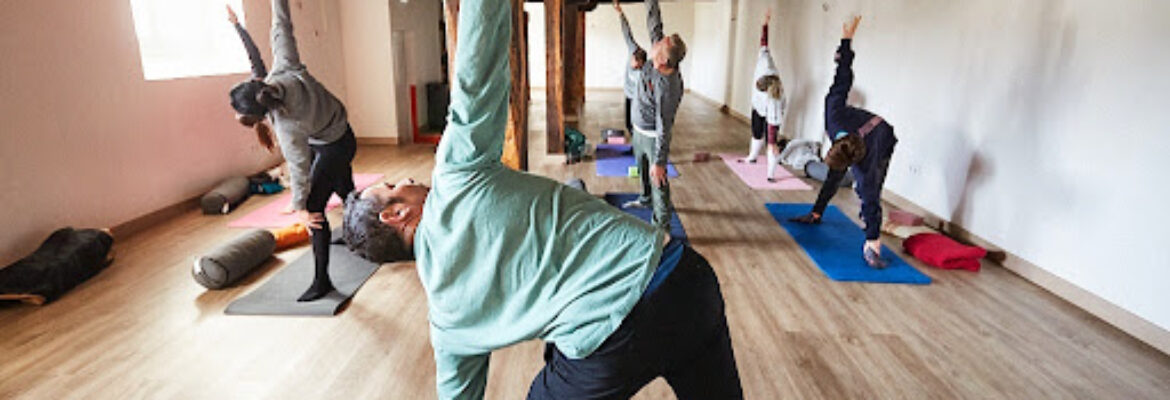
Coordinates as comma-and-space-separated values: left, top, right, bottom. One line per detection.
264, 0, 348, 210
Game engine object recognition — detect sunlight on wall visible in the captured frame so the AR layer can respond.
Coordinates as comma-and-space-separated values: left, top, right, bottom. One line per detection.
129, 0, 249, 80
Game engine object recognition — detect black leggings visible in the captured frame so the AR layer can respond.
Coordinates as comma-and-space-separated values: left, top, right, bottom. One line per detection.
624, 97, 634, 135
306, 126, 357, 278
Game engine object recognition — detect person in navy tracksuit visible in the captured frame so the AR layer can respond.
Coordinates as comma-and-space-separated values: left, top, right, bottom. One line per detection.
789, 16, 898, 268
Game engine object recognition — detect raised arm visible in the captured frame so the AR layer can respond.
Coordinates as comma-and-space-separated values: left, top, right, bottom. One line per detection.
227, 6, 267, 79
826, 16, 860, 125
617, 7, 643, 55
270, 0, 303, 72
434, 0, 511, 171
646, 0, 664, 43
761, 9, 770, 47
435, 350, 491, 400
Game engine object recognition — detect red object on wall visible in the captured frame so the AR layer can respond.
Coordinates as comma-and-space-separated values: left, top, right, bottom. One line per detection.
903, 233, 987, 271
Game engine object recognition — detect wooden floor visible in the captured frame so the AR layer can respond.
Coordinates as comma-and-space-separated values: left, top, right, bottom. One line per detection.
2, 90, 1168, 399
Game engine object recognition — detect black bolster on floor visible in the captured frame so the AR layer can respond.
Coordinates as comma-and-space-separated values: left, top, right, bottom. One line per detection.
201, 177, 251, 215
193, 229, 276, 290
0, 228, 114, 305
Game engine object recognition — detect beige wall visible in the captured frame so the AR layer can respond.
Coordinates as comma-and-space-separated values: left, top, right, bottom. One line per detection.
0, 0, 344, 266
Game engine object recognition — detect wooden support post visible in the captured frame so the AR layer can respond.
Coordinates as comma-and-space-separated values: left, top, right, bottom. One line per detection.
545, 0, 565, 153
443, 0, 460, 86
571, 9, 587, 117
503, 0, 529, 170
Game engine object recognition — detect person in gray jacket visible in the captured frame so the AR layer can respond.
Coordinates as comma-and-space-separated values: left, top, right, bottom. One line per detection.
227, 1, 355, 302
615, 0, 687, 233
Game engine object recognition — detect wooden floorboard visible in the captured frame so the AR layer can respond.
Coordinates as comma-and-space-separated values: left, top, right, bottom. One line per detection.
1, 90, 1168, 399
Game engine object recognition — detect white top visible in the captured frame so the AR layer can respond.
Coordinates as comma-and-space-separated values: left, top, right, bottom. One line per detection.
752, 47, 779, 115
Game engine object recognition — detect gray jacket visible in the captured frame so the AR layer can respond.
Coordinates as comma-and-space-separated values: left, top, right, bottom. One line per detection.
620, 0, 683, 166
263, 0, 348, 210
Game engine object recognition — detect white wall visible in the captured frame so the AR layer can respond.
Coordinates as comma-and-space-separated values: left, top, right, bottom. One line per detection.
340, 1, 400, 141
525, 2, 696, 90
0, 0, 344, 266
706, 0, 1170, 333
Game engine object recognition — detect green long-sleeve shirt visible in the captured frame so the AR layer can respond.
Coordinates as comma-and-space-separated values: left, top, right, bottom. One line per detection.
414, 1, 664, 399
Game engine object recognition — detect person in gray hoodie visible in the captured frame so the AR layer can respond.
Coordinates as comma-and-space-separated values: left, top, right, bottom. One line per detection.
227, 1, 355, 302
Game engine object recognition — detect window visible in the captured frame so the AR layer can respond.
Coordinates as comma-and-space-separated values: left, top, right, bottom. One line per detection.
129, 0, 250, 80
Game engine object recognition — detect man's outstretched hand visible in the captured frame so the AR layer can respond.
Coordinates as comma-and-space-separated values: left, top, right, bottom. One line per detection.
842, 15, 861, 39
788, 212, 822, 225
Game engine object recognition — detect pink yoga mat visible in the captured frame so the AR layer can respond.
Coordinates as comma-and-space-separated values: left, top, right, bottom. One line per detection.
718, 153, 812, 191
227, 173, 384, 228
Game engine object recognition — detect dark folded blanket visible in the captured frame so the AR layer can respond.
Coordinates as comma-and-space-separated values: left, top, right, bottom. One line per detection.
0, 228, 114, 305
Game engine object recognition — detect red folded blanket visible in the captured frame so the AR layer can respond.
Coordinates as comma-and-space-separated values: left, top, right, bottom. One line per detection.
903, 233, 986, 271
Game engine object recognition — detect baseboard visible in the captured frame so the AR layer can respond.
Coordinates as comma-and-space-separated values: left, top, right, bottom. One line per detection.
881, 190, 1170, 356
357, 137, 400, 146
111, 196, 201, 240
686, 90, 723, 109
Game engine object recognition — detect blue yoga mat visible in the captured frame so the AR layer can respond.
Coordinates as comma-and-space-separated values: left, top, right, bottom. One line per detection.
595, 144, 679, 178
766, 203, 931, 285
604, 193, 687, 241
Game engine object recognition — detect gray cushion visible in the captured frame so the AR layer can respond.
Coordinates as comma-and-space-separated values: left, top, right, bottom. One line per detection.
193, 229, 276, 289
804, 161, 854, 188
201, 176, 251, 215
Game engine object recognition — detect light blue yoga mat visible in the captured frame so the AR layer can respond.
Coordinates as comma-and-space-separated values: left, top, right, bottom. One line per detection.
766, 203, 930, 285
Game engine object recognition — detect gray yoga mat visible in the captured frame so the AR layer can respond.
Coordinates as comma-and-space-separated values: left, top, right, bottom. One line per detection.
225, 232, 380, 316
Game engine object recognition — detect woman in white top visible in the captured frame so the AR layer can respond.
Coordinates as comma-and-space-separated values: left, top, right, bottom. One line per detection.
742, 10, 790, 182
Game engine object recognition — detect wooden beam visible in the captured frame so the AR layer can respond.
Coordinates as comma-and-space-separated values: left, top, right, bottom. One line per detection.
572, 9, 586, 116
443, 0, 460, 86
503, 0, 529, 170
544, 0, 565, 153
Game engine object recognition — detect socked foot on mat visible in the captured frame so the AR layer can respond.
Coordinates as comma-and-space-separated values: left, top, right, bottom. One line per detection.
622, 200, 650, 209
297, 279, 337, 302
864, 247, 889, 269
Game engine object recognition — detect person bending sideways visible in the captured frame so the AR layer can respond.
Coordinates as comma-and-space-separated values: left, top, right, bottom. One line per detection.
789, 16, 899, 269
740, 9, 791, 183
225, 0, 356, 301
340, 1, 741, 398
614, 0, 687, 233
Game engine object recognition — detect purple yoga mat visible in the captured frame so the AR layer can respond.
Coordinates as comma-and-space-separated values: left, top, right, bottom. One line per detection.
594, 144, 679, 177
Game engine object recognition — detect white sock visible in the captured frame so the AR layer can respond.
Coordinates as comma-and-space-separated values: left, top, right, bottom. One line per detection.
767, 151, 778, 179
746, 138, 764, 161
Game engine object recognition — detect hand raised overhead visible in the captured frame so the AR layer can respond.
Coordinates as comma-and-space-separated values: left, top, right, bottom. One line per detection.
842, 15, 862, 39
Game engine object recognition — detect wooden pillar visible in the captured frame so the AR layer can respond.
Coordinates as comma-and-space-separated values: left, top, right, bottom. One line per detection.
544, 0, 565, 153
503, 0, 529, 170
443, 0, 460, 86
568, 9, 587, 118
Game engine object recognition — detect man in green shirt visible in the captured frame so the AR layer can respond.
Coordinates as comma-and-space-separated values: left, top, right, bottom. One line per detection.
341, 0, 741, 398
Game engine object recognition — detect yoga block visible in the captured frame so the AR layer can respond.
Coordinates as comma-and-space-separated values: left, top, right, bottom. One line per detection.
0, 228, 114, 305
627, 166, 640, 178
193, 230, 276, 289
202, 176, 251, 215
693, 152, 711, 162
271, 223, 310, 251
607, 136, 628, 145
889, 209, 924, 226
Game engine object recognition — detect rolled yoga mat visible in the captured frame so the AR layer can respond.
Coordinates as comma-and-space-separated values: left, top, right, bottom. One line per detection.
193, 229, 276, 290
202, 177, 252, 215
595, 144, 679, 178
225, 229, 380, 316
765, 203, 930, 285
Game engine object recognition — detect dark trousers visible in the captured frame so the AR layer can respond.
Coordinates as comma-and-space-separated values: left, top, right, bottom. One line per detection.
306, 126, 357, 281
527, 246, 743, 399
624, 97, 634, 136
750, 110, 766, 140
